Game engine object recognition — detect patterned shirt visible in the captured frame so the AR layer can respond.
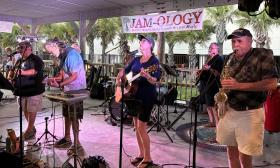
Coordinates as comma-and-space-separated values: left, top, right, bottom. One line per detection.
226, 48, 278, 108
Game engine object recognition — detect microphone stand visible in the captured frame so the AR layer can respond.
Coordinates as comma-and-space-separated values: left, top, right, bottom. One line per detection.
118, 80, 125, 168
187, 68, 219, 167
17, 56, 24, 167
14, 47, 27, 167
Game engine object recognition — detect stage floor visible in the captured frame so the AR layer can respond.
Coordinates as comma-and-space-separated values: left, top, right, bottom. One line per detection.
0, 89, 279, 168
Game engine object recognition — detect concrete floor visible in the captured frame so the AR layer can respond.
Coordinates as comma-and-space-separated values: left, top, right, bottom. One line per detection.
0, 89, 280, 168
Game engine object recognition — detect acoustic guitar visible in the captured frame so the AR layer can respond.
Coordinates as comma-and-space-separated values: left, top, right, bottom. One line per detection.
115, 64, 157, 102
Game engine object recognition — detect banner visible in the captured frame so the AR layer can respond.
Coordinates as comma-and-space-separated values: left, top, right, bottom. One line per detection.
121, 8, 204, 33
0, 21, 14, 33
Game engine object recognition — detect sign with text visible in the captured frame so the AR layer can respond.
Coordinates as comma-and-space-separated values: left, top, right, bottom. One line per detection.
121, 8, 204, 33
0, 21, 14, 33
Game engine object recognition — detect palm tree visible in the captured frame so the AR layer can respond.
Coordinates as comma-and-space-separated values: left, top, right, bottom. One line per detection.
38, 23, 76, 43
86, 24, 98, 61
183, 20, 215, 69
0, 25, 24, 50
235, 10, 280, 48
165, 31, 186, 66
206, 5, 235, 55
93, 17, 120, 63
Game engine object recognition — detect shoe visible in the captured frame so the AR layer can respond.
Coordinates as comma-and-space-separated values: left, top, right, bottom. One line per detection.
137, 161, 153, 168
54, 138, 72, 148
23, 130, 36, 141
32, 127, 36, 134
67, 145, 84, 156
130, 157, 144, 166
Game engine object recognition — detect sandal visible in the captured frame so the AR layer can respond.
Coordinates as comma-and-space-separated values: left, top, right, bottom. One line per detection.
130, 157, 144, 166
67, 145, 84, 156
137, 161, 153, 168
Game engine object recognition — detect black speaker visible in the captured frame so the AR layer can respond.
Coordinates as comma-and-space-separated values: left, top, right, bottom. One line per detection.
267, 0, 280, 19
0, 151, 21, 168
238, 0, 263, 12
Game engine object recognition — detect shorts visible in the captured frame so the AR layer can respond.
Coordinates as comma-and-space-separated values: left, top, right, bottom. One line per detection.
17, 94, 43, 113
62, 89, 88, 120
216, 106, 265, 156
63, 101, 84, 119
125, 98, 153, 122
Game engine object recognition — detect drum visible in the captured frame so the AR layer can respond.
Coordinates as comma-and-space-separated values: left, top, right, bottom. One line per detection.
109, 96, 128, 121
264, 88, 280, 133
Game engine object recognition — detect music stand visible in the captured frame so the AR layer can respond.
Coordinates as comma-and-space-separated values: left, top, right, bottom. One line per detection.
148, 83, 173, 143
160, 64, 180, 126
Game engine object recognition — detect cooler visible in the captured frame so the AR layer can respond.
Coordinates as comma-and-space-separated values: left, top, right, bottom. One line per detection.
264, 87, 280, 133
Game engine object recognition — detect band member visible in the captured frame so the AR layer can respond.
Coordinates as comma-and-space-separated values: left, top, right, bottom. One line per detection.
5, 47, 14, 78
116, 35, 161, 168
217, 28, 278, 168
12, 41, 45, 140
44, 39, 87, 156
197, 42, 224, 127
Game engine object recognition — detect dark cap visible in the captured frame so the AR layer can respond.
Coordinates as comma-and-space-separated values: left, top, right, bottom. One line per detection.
137, 34, 155, 49
18, 41, 32, 48
227, 28, 252, 39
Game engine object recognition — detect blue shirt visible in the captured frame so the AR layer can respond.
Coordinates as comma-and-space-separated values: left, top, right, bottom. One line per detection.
62, 47, 86, 91
125, 55, 161, 107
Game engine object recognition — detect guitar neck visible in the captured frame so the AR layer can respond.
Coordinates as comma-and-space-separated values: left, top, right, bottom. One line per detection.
127, 73, 141, 84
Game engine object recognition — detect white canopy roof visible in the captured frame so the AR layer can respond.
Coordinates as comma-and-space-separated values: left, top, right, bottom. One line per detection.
0, 0, 237, 25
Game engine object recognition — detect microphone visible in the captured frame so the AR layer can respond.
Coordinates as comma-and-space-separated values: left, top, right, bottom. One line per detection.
129, 49, 138, 56
233, 49, 238, 54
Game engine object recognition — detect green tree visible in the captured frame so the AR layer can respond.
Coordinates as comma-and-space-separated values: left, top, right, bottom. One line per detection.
86, 24, 98, 61
206, 5, 235, 55
165, 31, 186, 66
93, 17, 120, 63
38, 23, 77, 43
183, 20, 215, 68
0, 25, 24, 52
235, 11, 280, 48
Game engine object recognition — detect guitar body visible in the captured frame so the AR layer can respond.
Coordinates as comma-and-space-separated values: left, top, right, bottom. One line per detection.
115, 64, 157, 102
114, 81, 138, 102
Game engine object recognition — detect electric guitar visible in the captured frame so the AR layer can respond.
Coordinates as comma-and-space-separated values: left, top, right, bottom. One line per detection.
195, 56, 217, 85
115, 64, 157, 102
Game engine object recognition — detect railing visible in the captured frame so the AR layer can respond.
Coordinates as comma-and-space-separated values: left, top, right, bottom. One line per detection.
84, 60, 199, 101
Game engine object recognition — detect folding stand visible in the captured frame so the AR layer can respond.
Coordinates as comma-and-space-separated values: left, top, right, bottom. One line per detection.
33, 117, 58, 146
168, 100, 189, 130
148, 83, 173, 143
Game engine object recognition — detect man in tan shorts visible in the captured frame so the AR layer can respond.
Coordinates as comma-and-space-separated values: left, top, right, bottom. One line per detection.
12, 41, 45, 140
217, 28, 278, 168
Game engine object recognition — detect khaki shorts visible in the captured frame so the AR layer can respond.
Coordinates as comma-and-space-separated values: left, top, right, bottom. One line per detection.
17, 94, 43, 113
216, 106, 264, 156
